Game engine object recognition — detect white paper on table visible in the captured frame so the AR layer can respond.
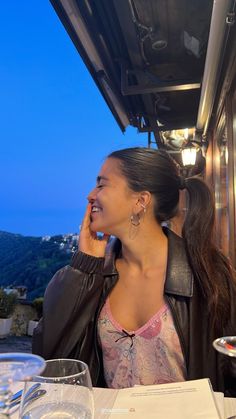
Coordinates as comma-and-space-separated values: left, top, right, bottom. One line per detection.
94, 387, 118, 419
214, 392, 224, 419
224, 397, 236, 419
105, 378, 220, 419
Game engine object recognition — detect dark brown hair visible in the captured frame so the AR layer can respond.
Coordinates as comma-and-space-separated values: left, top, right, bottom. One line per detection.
109, 147, 180, 222
182, 177, 235, 329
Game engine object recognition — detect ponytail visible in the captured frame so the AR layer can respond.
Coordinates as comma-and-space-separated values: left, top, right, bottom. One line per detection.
182, 177, 235, 329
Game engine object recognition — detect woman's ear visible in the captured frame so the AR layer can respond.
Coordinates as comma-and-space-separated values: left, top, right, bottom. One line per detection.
137, 191, 151, 211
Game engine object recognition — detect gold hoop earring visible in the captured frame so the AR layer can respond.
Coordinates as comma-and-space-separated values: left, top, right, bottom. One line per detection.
130, 214, 140, 226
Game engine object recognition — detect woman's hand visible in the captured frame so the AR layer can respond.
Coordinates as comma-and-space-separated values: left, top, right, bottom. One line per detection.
78, 203, 110, 257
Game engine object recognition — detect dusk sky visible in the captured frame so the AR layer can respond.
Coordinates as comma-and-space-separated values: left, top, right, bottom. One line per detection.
0, 2, 148, 237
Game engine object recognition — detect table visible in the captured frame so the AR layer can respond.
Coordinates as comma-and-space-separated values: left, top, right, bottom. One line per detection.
9, 384, 236, 418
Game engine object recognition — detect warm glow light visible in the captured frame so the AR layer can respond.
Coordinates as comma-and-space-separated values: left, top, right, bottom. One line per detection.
181, 147, 197, 166
225, 147, 228, 165
184, 128, 189, 140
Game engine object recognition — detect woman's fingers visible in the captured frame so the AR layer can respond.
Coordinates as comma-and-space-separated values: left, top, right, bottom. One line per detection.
81, 203, 92, 230
79, 204, 109, 257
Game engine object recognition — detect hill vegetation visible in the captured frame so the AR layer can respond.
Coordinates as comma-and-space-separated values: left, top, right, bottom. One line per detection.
0, 231, 75, 300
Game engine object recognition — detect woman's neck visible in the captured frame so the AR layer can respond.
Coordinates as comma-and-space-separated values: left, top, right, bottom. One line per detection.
118, 222, 168, 271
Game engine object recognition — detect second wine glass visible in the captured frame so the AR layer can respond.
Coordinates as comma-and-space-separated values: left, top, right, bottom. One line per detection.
20, 358, 94, 419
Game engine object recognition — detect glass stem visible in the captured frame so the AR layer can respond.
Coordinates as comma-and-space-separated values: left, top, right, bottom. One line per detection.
0, 382, 12, 418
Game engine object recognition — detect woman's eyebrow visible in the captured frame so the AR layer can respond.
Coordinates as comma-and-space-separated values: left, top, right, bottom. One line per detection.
96, 175, 109, 183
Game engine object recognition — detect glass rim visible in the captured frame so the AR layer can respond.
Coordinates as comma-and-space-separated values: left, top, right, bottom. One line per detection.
0, 352, 45, 363
34, 358, 89, 381
0, 352, 46, 381
212, 336, 236, 356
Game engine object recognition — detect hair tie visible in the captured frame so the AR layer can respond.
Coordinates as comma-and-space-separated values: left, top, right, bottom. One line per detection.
179, 176, 186, 190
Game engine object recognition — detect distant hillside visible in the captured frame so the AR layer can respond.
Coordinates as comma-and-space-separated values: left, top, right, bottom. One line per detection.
0, 231, 77, 300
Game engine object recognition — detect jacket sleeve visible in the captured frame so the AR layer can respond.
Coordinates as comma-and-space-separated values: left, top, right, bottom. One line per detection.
32, 251, 105, 359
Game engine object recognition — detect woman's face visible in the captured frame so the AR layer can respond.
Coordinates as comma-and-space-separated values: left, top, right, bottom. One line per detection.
87, 158, 138, 236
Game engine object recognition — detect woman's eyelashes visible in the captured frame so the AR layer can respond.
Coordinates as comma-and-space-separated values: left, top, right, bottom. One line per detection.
96, 184, 104, 189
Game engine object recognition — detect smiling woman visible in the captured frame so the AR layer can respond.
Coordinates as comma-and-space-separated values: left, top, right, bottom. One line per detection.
33, 147, 236, 396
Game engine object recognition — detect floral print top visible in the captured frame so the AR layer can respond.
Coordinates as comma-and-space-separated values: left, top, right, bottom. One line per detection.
97, 298, 186, 388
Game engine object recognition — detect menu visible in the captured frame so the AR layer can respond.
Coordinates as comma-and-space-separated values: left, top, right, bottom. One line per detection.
94, 379, 221, 419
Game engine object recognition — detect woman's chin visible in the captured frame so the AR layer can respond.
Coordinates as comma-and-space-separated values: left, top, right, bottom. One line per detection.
90, 221, 98, 233
90, 221, 110, 235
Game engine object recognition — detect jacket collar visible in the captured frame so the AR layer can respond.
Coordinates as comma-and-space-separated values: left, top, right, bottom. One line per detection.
164, 227, 193, 297
103, 227, 193, 297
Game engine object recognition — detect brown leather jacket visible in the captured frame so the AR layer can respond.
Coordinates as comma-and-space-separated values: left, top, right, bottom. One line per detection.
32, 228, 236, 395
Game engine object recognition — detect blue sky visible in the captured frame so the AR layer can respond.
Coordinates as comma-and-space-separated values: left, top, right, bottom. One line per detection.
0, 2, 148, 237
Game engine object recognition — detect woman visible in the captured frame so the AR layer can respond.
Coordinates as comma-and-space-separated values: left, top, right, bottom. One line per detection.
33, 147, 236, 395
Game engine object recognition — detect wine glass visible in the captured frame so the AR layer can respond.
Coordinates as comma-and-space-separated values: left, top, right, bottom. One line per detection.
20, 359, 94, 419
213, 336, 236, 419
0, 352, 46, 418
213, 336, 236, 357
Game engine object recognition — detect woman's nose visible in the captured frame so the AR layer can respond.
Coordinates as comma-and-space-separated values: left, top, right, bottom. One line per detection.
87, 187, 97, 202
